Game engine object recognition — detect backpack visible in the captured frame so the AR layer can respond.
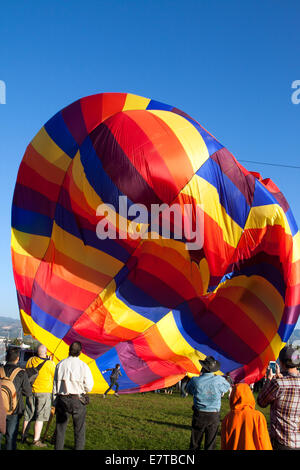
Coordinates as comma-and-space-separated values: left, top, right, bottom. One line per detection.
0, 366, 22, 415
26, 358, 48, 385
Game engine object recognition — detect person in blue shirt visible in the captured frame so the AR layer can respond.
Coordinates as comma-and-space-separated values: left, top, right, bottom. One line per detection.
187, 356, 231, 450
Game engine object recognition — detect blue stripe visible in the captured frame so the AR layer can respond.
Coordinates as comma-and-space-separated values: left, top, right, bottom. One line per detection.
80, 136, 137, 214
209, 265, 285, 299
252, 179, 277, 207
54, 203, 130, 264
12, 205, 53, 237
186, 119, 224, 157
95, 347, 138, 391
285, 208, 298, 237
172, 303, 242, 372
31, 300, 70, 339
278, 321, 297, 343
197, 158, 250, 228
115, 278, 170, 322
146, 99, 174, 111
44, 112, 78, 159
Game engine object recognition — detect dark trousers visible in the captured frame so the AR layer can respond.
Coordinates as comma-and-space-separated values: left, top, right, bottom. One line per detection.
0, 414, 20, 450
189, 409, 220, 450
104, 378, 119, 395
55, 395, 87, 450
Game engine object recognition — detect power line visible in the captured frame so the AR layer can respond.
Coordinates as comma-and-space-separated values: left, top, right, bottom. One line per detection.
239, 160, 300, 169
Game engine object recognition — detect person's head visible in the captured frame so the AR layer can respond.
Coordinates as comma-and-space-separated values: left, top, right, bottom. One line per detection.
37, 344, 47, 358
6, 347, 20, 364
278, 345, 300, 371
229, 383, 255, 411
199, 356, 220, 374
116, 363, 120, 369
69, 341, 82, 357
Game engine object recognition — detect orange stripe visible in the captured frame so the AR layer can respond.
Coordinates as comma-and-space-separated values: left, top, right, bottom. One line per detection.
143, 324, 199, 373
123, 110, 194, 194
43, 240, 112, 292
23, 143, 66, 186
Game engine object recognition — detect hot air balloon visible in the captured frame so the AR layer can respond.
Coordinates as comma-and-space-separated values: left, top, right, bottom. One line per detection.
11, 93, 300, 393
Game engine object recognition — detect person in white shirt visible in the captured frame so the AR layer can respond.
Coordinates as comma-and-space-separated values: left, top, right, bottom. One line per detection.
53, 341, 94, 450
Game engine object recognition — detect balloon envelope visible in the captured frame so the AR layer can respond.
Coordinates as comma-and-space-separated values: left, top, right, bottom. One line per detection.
11, 93, 300, 392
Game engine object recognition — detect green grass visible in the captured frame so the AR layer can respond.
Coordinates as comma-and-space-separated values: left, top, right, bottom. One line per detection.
6, 391, 270, 451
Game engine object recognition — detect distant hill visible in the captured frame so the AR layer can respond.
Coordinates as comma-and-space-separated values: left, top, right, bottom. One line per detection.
289, 328, 300, 343
0, 316, 22, 339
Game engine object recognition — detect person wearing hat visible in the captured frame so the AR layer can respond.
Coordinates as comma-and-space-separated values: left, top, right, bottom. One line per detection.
186, 355, 231, 450
257, 345, 300, 450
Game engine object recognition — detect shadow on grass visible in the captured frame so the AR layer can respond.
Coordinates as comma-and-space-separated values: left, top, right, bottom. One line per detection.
145, 419, 191, 431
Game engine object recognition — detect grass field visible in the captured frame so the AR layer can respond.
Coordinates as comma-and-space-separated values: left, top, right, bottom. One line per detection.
12, 390, 271, 451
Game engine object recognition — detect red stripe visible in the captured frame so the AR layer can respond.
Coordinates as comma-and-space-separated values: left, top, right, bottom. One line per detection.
131, 334, 187, 377
13, 270, 34, 298
34, 261, 96, 311
210, 296, 270, 354
80, 93, 127, 134
17, 161, 61, 202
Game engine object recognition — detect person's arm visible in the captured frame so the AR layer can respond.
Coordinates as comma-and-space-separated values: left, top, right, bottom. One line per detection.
83, 364, 94, 393
52, 365, 58, 401
257, 378, 278, 408
219, 376, 231, 395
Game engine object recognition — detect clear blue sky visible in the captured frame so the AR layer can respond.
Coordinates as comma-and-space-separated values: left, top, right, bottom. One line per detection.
0, 1, 299, 329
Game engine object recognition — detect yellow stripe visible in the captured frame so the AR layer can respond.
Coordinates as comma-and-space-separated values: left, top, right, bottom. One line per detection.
260, 333, 284, 366
155, 311, 205, 371
21, 310, 105, 393
31, 127, 72, 172
99, 280, 154, 333
245, 205, 292, 235
86, 361, 108, 394
148, 110, 209, 174
122, 93, 151, 111
52, 222, 124, 278
72, 151, 101, 211
11, 228, 49, 259
217, 275, 284, 328
181, 175, 243, 248
20, 309, 61, 361
73, 151, 149, 238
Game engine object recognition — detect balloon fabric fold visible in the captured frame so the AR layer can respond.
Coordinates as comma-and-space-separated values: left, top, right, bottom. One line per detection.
11, 92, 300, 393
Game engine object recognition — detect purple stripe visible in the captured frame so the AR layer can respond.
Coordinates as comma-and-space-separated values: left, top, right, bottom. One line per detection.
63, 328, 112, 358
116, 341, 161, 385
89, 122, 164, 209
211, 148, 256, 206
31, 281, 82, 326
13, 183, 56, 219
61, 99, 88, 146
17, 292, 31, 316
281, 304, 300, 327
272, 190, 290, 213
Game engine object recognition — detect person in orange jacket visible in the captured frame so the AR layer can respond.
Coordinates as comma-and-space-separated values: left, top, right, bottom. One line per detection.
221, 383, 272, 450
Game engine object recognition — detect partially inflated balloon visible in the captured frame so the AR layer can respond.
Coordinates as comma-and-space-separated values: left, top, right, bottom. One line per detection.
11, 93, 300, 392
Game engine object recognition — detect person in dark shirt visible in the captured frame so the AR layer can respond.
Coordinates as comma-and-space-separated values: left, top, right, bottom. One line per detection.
103, 364, 122, 397
0, 347, 32, 449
